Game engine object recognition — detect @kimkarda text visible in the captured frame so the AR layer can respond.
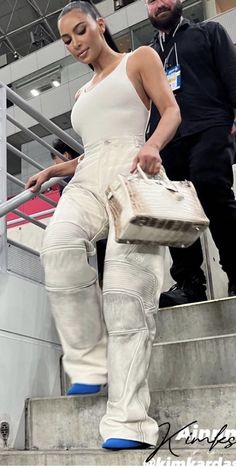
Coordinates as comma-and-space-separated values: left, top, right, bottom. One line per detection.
145, 421, 236, 462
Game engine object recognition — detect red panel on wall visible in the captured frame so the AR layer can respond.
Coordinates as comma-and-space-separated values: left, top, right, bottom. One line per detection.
7, 188, 60, 228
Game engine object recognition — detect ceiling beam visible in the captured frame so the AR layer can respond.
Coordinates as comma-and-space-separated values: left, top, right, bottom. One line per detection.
0, 25, 18, 55
5, 0, 18, 34
25, 0, 57, 41
0, 8, 62, 42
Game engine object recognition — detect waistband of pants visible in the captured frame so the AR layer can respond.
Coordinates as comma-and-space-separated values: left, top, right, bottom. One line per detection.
83, 135, 145, 155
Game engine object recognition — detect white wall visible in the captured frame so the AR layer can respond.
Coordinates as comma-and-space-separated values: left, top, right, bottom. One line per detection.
0, 271, 62, 449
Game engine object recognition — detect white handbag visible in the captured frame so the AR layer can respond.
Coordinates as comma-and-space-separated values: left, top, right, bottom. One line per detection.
106, 165, 209, 248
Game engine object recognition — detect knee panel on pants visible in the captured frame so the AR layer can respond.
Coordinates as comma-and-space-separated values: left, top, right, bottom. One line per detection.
41, 222, 97, 289
103, 261, 158, 310
103, 292, 147, 334
53, 284, 104, 349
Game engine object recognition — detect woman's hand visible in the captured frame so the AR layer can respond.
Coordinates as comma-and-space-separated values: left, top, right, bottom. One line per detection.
25, 168, 51, 193
130, 144, 162, 175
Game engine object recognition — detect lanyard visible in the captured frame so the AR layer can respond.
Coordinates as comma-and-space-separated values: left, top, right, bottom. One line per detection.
164, 43, 179, 70
158, 17, 183, 69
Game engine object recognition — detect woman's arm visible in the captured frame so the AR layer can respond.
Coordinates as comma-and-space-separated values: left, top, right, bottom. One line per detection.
25, 156, 82, 192
130, 46, 181, 174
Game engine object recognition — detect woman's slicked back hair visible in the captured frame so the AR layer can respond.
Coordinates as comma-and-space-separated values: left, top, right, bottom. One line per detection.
58, 0, 119, 52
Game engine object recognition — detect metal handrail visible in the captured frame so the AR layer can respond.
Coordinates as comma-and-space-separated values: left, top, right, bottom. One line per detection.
1, 177, 63, 218
0, 81, 86, 271
6, 85, 83, 154
7, 115, 69, 162
7, 208, 54, 226
7, 237, 40, 257
12, 209, 47, 230
8, 142, 45, 171
7, 143, 66, 188
7, 173, 58, 208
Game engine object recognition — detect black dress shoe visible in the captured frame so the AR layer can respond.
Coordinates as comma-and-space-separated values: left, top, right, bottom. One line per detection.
159, 280, 207, 308
228, 281, 236, 297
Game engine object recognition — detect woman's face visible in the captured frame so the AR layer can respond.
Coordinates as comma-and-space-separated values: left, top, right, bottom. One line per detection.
58, 9, 105, 64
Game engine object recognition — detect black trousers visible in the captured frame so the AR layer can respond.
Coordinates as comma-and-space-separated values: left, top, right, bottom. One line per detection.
160, 126, 236, 284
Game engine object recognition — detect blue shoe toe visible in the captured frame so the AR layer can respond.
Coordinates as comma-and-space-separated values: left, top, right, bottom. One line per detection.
67, 383, 101, 395
102, 438, 151, 450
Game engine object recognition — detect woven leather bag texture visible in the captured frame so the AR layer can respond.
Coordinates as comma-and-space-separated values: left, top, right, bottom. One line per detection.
106, 165, 209, 248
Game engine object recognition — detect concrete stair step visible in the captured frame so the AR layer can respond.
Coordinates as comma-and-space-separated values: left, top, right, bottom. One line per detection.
60, 298, 236, 395
154, 297, 236, 343
149, 333, 236, 390
26, 384, 236, 451
1, 448, 236, 466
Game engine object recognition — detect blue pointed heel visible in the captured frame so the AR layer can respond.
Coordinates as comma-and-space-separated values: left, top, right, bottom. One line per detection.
102, 438, 151, 450
67, 383, 102, 395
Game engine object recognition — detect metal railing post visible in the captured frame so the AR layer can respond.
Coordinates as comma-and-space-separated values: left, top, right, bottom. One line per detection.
0, 84, 7, 272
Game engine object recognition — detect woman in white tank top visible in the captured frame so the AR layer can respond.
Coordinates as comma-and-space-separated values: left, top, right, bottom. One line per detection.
26, 0, 181, 451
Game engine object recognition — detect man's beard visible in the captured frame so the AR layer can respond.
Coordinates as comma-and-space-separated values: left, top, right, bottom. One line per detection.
148, 0, 183, 31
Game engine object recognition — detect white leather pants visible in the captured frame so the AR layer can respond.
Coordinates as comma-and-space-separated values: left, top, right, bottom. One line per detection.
41, 136, 164, 445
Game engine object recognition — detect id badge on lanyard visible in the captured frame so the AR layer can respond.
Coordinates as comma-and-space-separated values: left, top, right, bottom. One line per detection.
166, 64, 181, 91
161, 34, 182, 92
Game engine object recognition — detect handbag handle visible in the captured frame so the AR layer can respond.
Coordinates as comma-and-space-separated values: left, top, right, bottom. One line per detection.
136, 163, 179, 192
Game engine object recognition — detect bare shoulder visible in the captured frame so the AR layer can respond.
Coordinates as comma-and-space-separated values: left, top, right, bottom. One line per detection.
131, 46, 161, 67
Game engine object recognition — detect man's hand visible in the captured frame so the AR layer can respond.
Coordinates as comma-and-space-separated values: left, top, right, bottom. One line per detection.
231, 118, 236, 135
25, 168, 51, 193
130, 144, 162, 175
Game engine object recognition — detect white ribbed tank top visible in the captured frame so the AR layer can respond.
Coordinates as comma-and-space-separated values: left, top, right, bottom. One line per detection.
71, 53, 150, 148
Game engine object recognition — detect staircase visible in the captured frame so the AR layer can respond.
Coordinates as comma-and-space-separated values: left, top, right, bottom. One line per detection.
1, 297, 236, 465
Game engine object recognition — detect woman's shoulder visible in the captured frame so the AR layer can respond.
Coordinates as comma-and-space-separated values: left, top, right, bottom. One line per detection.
129, 46, 162, 69
132, 46, 159, 58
